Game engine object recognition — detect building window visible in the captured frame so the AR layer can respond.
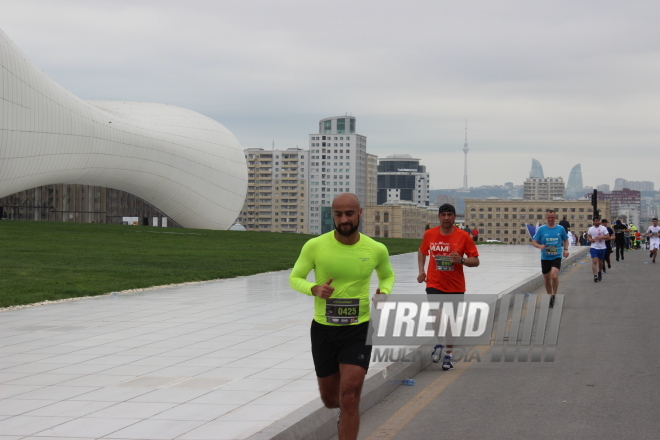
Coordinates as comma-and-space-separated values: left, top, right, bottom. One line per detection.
384, 212, 389, 223
375, 211, 380, 222
375, 226, 380, 237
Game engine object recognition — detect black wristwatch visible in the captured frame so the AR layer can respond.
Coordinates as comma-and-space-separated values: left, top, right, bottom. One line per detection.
461, 257, 465, 265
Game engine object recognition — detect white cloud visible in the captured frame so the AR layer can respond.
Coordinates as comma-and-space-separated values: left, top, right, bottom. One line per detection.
1, 0, 658, 188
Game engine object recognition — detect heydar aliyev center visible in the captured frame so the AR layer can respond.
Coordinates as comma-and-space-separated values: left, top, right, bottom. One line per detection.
0, 28, 247, 230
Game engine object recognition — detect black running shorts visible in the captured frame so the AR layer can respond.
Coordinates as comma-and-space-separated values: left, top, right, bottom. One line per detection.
541, 258, 562, 274
310, 320, 372, 378
425, 288, 465, 295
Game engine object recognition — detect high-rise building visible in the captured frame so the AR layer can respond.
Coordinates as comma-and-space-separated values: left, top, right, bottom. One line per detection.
377, 155, 429, 206
307, 116, 367, 234
597, 184, 610, 193
365, 153, 378, 207
239, 148, 309, 233
530, 159, 544, 178
592, 188, 640, 220
565, 164, 584, 199
523, 177, 565, 200
613, 178, 654, 191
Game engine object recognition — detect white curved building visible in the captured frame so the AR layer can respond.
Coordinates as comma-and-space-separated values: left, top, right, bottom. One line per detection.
0, 28, 247, 230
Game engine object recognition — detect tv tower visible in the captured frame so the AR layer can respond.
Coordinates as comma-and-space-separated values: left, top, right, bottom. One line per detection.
462, 120, 469, 190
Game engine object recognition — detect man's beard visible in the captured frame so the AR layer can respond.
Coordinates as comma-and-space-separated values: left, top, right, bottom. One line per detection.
335, 218, 360, 237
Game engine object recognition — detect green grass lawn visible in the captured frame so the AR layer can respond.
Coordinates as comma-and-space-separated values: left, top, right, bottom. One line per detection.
0, 221, 422, 308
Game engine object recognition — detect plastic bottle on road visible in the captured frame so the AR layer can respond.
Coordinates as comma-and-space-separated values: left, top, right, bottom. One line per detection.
401, 379, 415, 386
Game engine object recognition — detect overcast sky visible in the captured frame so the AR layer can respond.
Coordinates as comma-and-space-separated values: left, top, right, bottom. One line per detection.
2, 0, 658, 190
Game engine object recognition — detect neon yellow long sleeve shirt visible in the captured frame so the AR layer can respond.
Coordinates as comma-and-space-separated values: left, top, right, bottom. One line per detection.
289, 232, 395, 326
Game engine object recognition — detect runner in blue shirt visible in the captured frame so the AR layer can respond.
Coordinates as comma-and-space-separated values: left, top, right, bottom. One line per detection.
532, 209, 569, 307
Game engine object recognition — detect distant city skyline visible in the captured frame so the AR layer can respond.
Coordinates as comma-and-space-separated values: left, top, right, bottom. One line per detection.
1, 1, 658, 190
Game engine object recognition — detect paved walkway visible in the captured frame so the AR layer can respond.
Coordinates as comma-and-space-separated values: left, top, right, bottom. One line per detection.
0, 245, 586, 440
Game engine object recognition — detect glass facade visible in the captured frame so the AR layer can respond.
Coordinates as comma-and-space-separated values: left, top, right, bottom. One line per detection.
337, 118, 345, 133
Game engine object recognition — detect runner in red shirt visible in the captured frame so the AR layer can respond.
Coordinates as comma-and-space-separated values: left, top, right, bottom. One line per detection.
417, 204, 480, 370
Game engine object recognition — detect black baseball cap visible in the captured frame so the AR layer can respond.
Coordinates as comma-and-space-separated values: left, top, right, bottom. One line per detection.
438, 204, 456, 214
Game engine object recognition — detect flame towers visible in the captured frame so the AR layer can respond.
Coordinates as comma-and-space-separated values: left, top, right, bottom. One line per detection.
566, 164, 584, 199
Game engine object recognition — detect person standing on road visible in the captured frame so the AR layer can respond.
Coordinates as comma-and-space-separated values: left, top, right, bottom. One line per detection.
646, 218, 660, 263
588, 217, 610, 282
601, 219, 614, 272
417, 203, 480, 370
613, 219, 628, 261
289, 193, 395, 440
532, 209, 569, 308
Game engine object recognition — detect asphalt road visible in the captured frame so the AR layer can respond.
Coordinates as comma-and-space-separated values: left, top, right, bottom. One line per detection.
345, 247, 660, 440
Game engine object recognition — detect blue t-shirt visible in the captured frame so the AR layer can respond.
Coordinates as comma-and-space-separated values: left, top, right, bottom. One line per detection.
533, 225, 568, 260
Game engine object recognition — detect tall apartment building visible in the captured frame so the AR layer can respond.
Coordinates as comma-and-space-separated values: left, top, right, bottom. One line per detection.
523, 177, 565, 200
593, 188, 640, 220
307, 116, 367, 235
613, 178, 654, 191
464, 199, 611, 244
377, 155, 429, 206
365, 153, 378, 207
239, 148, 309, 233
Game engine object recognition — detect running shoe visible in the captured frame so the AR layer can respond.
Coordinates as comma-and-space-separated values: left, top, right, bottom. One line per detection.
431, 344, 444, 363
442, 354, 454, 371
594, 275, 598, 283
550, 295, 555, 308
597, 272, 602, 282
602, 266, 606, 273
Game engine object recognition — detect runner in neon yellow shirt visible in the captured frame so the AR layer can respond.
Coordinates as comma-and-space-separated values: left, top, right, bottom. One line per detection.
289, 193, 394, 440
289, 228, 395, 325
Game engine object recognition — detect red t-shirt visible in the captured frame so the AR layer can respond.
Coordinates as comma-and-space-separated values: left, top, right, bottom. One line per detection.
420, 227, 479, 293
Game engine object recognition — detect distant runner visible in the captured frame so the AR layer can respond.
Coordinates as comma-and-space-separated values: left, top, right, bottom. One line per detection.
532, 209, 569, 308
587, 217, 610, 282
647, 218, 659, 263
